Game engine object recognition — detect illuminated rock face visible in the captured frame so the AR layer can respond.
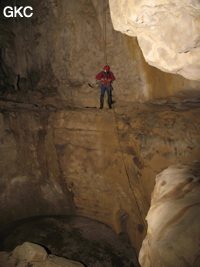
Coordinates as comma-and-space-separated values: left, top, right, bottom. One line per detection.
1, 0, 200, 102
109, 0, 200, 81
139, 161, 200, 267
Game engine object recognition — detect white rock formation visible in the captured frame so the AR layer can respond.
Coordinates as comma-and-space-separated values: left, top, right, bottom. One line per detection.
109, 0, 200, 81
13, 242, 48, 262
139, 161, 200, 267
0, 242, 84, 267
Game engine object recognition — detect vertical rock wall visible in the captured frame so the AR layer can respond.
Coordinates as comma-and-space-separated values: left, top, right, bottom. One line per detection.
0, 108, 75, 226
50, 101, 200, 254
0, 99, 200, 254
1, 0, 199, 102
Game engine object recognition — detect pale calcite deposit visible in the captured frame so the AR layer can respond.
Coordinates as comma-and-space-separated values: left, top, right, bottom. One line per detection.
109, 0, 200, 81
139, 161, 200, 267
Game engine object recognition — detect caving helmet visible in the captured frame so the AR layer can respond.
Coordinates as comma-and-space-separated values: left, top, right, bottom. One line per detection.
103, 65, 110, 72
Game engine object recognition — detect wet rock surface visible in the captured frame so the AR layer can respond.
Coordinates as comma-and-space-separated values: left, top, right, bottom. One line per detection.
0, 216, 139, 267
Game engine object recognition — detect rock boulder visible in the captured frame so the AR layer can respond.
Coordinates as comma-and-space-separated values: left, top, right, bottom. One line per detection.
139, 161, 200, 267
109, 0, 200, 81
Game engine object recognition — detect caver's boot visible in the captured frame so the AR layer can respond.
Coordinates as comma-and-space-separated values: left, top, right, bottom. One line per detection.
99, 96, 104, 109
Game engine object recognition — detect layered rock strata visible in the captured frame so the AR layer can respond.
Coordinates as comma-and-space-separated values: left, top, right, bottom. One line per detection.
0, 95, 199, 254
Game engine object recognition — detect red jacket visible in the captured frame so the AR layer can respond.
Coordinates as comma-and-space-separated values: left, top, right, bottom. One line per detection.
96, 71, 115, 86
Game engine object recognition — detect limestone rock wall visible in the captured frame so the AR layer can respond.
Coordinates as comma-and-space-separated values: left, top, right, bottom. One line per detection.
0, 0, 144, 102
48, 100, 200, 254
0, 108, 75, 226
0, 0, 200, 102
1, 98, 199, 254
115, 100, 200, 201
109, 0, 200, 81
139, 161, 200, 267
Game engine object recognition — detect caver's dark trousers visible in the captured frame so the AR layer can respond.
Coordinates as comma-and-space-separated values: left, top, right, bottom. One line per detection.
100, 84, 111, 108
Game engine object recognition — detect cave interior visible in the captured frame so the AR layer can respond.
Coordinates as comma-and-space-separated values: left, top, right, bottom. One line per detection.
0, 1, 200, 267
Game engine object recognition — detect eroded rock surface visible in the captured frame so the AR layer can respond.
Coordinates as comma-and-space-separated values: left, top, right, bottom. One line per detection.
109, 0, 200, 81
139, 161, 200, 267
